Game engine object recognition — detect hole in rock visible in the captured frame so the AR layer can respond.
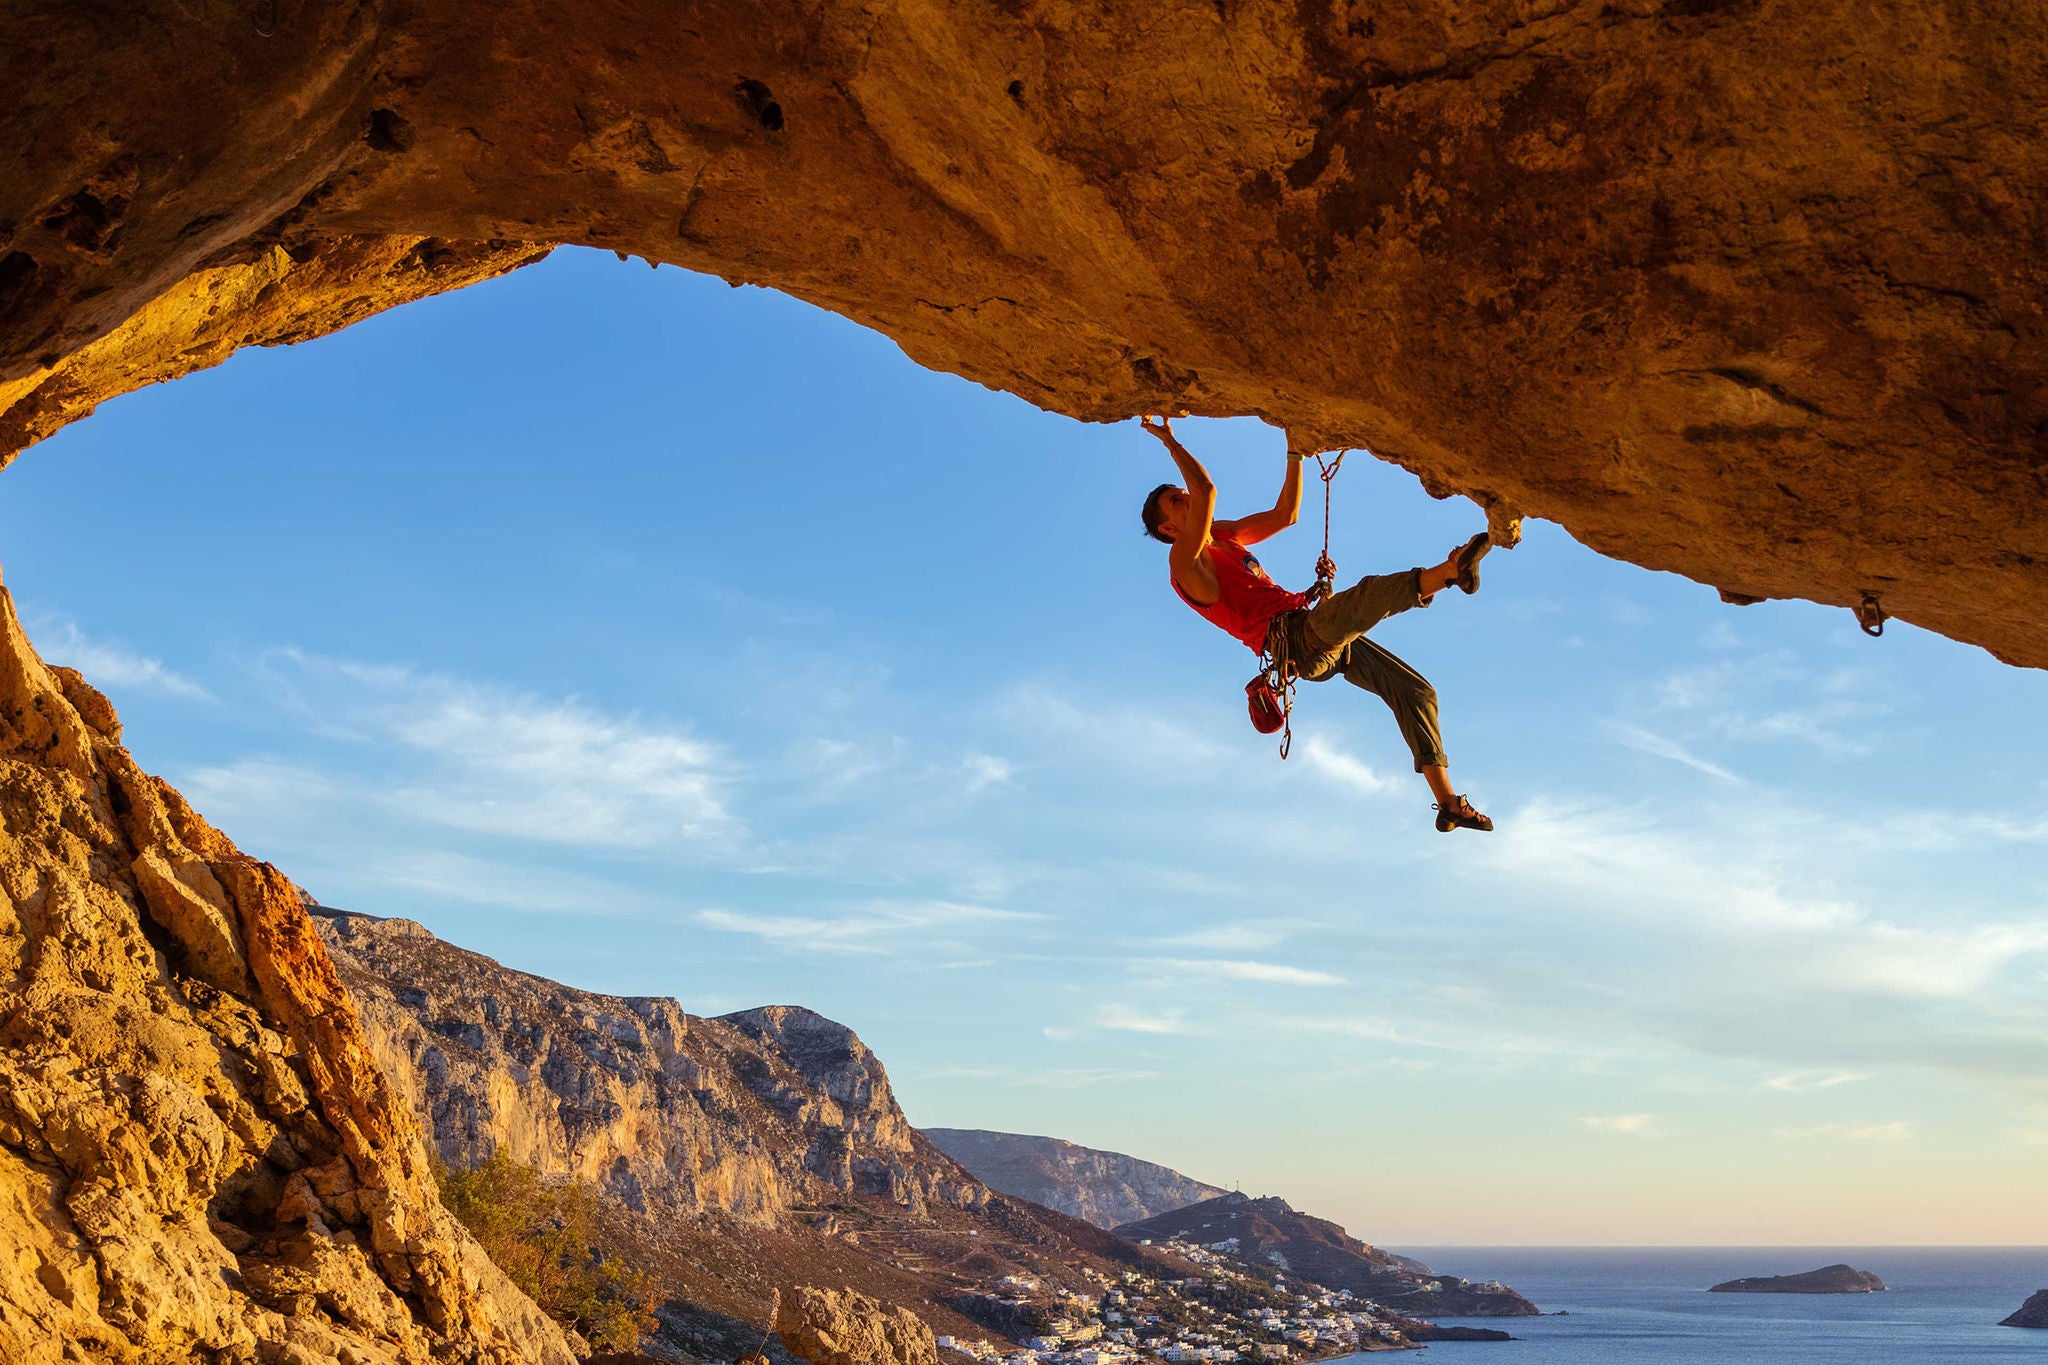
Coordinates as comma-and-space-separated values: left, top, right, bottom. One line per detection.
0, 251, 38, 315
366, 108, 417, 154
733, 78, 784, 131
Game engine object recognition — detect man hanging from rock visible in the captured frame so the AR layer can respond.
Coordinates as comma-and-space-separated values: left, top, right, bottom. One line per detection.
1139, 415, 1495, 832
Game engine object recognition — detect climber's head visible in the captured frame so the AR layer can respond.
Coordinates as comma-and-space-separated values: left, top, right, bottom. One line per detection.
1142, 483, 1186, 543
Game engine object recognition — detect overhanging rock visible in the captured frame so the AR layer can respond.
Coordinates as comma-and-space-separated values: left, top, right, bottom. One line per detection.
3, 0, 2044, 662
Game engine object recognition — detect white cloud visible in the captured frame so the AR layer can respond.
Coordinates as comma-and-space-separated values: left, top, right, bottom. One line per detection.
696, 899, 1038, 955
994, 685, 1229, 772
1287, 1015, 1406, 1043
39, 620, 212, 700
963, 752, 1014, 793
272, 650, 739, 851
1096, 1004, 1188, 1034
181, 758, 344, 824
1649, 654, 1887, 757
1162, 922, 1291, 952
1145, 957, 1345, 987
1607, 722, 1741, 783
1581, 1113, 1659, 1136
1487, 799, 2048, 998
1297, 735, 1398, 795
1779, 1121, 1912, 1143
361, 849, 653, 917
1767, 1069, 1870, 1093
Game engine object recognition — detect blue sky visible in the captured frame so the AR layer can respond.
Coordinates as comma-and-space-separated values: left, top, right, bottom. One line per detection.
6, 248, 2046, 1244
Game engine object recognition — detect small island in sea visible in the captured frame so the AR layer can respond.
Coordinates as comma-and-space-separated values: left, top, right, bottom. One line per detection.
2000, 1290, 2048, 1327
1708, 1264, 1886, 1294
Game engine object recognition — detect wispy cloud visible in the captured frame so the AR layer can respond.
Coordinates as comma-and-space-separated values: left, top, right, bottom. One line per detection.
1581, 1113, 1659, 1136
1297, 735, 1398, 795
39, 620, 212, 700
269, 650, 739, 851
1487, 799, 2048, 1000
697, 899, 1038, 955
963, 753, 1014, 793
1285, 1015, 1407, 1044
1779, 1121, 1912, 1143
1649, 655, 1887, 757
994, 685, 1229, 772
361, 849, 653, 917
1144, 957, 1345, 987
1096, 1004, 1188, 1034
1767, 1069, 1870, 1093
1607, 722, 1741, 783
1161, 922, 1292, 952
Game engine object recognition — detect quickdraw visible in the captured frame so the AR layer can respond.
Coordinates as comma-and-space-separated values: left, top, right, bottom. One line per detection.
1856, 591, 1887, 638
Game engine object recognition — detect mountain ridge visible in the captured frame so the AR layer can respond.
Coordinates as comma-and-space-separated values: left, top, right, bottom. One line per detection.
1116, 1193, 1539, 1319
923, 1128, 1229, 1229
313, 905, 1188, 1361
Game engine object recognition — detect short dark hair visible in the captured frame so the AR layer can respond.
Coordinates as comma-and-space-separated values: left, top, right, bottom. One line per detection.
1141, 483, 1177, 543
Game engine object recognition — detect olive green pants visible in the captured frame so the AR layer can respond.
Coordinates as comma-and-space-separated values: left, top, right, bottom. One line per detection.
1270, 569, 1446, 772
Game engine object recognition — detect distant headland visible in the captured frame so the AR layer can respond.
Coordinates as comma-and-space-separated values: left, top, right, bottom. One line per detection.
2000, 1290, 2048, 1328
1708, 1265, 1886, 1295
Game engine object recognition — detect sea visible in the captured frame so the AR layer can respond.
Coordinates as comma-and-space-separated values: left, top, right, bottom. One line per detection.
1355, 1248, 2048, 1361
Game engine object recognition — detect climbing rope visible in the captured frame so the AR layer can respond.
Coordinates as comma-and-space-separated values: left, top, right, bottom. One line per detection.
1304, 449, 1346, 605
1254, 448, 1350, 758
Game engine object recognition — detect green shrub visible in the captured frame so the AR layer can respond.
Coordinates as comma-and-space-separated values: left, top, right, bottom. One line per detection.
435, 1149, 661, 1353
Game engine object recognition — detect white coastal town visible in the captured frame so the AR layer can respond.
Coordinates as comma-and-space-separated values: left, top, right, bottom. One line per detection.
939, 1239, 1450, 1363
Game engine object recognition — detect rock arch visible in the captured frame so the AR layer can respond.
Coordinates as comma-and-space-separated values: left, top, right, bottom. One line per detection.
3, 0, 2045, 662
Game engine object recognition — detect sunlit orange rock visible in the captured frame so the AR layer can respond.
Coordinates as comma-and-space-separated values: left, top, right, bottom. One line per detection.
0, 577, 575, 1363
2, 1, 2044, 662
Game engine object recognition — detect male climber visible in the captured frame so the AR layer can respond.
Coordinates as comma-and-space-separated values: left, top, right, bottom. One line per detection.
1140, 415, 1494, 832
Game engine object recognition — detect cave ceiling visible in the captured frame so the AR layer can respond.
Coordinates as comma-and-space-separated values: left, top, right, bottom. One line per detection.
3, 0, 2043, 662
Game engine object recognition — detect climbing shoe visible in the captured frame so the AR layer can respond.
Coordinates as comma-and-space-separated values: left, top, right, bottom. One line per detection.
1434, 794, 1494, 833
1452, 532, 1491, 595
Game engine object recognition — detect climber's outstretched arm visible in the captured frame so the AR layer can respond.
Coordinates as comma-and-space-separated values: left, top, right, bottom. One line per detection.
1215, 444, 1304, 546
1142, 416, 1217, 578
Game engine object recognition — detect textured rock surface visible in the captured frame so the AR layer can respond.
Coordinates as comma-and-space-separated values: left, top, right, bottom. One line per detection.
311, 907, 1187, 1364
5, 2, 2047, 664
776, 1288, 940, 1365
923, 1128, 1227, 1229
317, 908, 989, 1225
2000, 1289, 2048, 1328
0, 579, 574, 1364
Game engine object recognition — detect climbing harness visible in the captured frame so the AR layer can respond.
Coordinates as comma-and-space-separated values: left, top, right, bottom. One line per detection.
1855, 591, 1887, 638
1249, 449, 1347, 758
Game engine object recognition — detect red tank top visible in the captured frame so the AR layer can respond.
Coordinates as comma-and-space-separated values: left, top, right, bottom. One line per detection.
1172, 535, 1308, 652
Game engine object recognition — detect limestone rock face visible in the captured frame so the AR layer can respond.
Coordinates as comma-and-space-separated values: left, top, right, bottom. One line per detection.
316, 909, 990, 1225
775, 1287, 940, 1365
0, 579, 574, 1364
922, 1128, 1227, 1229
4, 2, 2047, 665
